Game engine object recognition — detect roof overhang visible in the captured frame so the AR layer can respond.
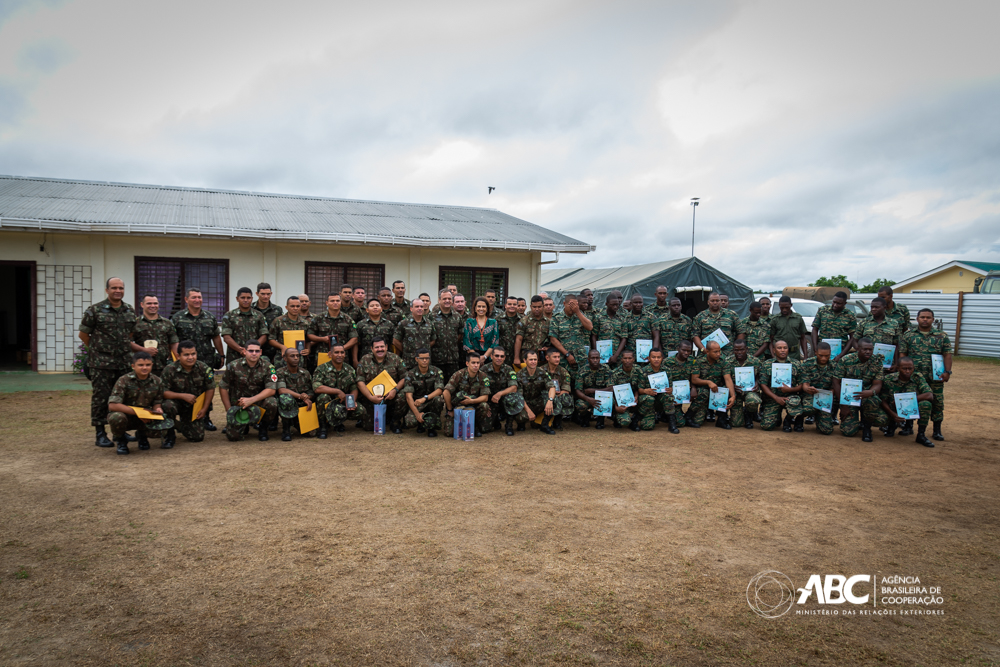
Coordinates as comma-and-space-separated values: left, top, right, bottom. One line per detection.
892, 261, 988, 290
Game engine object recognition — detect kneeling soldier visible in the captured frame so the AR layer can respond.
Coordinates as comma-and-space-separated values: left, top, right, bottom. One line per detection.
402, 348, 445, 437
313, 343, 364, 437
444, 351, 492, 438
107, 351, 171, 455
760, 340, 807, 432
664, 340, 700, 427
483, 347, 525, 435
880, 356, 935, 447
518, 350, 557, 435
797, 341, 838, 435
161, 340, 216, 448
833, 338, 888, 441
219, 341, 279, 442
573, 348, 614, 429
276, 348, 315, 441
726, 339, 763, 429
610, 350, 641, 429
542, 348, 575, 430
691, 341, 736, 429
636, 348, 678, 433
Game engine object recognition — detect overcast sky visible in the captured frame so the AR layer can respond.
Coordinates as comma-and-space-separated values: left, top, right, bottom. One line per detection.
1, 0, 998, 288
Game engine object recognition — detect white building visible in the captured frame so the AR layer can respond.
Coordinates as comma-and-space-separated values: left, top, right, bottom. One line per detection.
0, 175, 593, 372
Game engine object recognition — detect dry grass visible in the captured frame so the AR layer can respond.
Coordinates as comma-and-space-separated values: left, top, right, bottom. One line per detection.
1, 359, 998, 666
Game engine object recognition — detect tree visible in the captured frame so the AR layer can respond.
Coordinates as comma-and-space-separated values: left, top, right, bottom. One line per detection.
860, 278, 895, 293
809, 275, 858, 291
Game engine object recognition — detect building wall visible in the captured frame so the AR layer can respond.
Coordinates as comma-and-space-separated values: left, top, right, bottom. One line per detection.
899, 266, 984, 293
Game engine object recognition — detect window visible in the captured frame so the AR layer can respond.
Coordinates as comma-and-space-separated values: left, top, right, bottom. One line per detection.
305, 262, 385, 303
439, 266, 509, 302
135, 257, 229, 320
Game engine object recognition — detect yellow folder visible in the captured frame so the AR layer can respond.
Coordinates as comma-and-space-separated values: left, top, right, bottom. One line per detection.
366, 370, 397, 397
192, 392, 207, 417
170, 349, 178, 361
282, 330, 305, 349
131, 406, 164, 420
316, 352, 332, 366
298, 404, 320, 433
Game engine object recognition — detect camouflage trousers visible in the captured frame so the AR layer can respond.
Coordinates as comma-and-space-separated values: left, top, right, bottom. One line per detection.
91, 367, 127, 426
797, 395, 835, 435
929, 381, 945, 422
316, 395, 369, 428
523, 394, 573, 425
636, 393, 675, 430
731, 390, 761, 424
760, 395, 807, 431
108, 412, 153, 439
839, 397, 888, 437
162, 399, 206, 442
613, 406, 636, 427
690, 389, 725, 424
225, 396, 278, 441
403, 396, 444, 430
489, 394, 527, 430
444, 403, 491, 436
889, 400, 933, 428
359, 397, 404, 430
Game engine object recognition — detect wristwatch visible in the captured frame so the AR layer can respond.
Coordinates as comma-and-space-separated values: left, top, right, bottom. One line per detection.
424, 394, 429, 400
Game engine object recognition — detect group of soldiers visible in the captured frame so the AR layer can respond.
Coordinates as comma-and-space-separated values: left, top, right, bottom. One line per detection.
79, 277, 952, 454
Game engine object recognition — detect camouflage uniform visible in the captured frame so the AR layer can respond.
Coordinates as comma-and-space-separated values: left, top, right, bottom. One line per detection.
276, 366, 314, 417
401, 365, 445, 430
307, 311, 358, 356
356, 316, 398, 363
881, 372, 933, 428
516, 314, 551, 360
574, 363, 614, 419
635, 364, 675, 430
689, 355, 734, 423
693, 309, 740, 353
252, 300, 283, 327
269, 314, 310, 355
390, 299, 411, 322
769, 311, 808, 361
356, 352, 407, 428
664, 354, 699, 425
517, 366, 556, 418
393, 317, 437, 369
610, 363, 641, 427
445, 369, 492, 434
219, 358, 281, 440
595, 310, 628, 364
812, 306, 856, 354
737, 317, 771, 357
131, 315, 179, 375
483, 361, 526, 427
725, 354, 763, 425
544, 364, 575, 418
431, 310, 465, 381
655, 314, 694, 355
884, 302, 912, 334
497, 313, 522, 361
161, 360, 215, 441
342, 301, 366, 324
795, 357, 838, 435
624, 312, 656, 355
312, 362, 367, 428
644, 302, 673, 321
79, 298, 136, 427
759, 360, 807, 431
220, 308, 268, 364
171, 309, 222, 369
549, 311, 591, 373
107, 372, 165, 439
835, 352, 889, 437
855, 317, 901, 348
900, 328, 952, 422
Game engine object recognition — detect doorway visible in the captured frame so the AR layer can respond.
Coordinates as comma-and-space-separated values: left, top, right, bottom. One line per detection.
0, 261, 36, 371
675, 287, 710, 319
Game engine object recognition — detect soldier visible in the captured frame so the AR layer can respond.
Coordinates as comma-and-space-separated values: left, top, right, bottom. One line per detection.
401, 348, 445, 436
393, 299, 437, 369
726, 339, 763, 429
899, 308, 952, 442
517, 350, 557, 435
797, 341, 838, 435
307, 293, 359, 363
624, 294, 658, 355
161, 340, 216, 448
737, 301, 771, 359
759, 297, 773, 325
129, 293, 179, 375
811, 291, 855, 363
269, 295, 311, 361
833, 338, 888, 441
578, 288, 600, 335
218, 341, 279, 442
514, 295, 550, 367
497, 295, 522, 361
483, 347, 524, 435
610, 349, 641, 428
79, 276, 136, 448
645, 285, 672, 320
377, 287, 403, 326
297, 293, 314, 325
664, 340, 699, 427
691, 341, 736, 428
654, 298, 693, 358
594, 293, 627, 367
770, 296, 809, 361
353, 297, 398, 367
276, 348, 315, 441
573, 348, 614, 429
390, 280, 410, 320
171, 287, 224, 431
516, 297, 526, 316
693, 292, 740, 354
635, 348, 679, 433
253, 282, 283, 365
431, 289, 464, 381
356, 337, 406, 433
221, 287, 268, 365
850, 297, 900, 367
444, 351, 492, 438
312, 343, 364, 438
878, 285, 911, 333
759, 340, 807, 432
107, 351, 169, 455
548, 293, 594, 373
542, 348, 575, 430
453, 293, 468, 318
880, 356, 935, 446
349, 287, 368, 323
483, 288, 498, 318
542, 296, 555, 320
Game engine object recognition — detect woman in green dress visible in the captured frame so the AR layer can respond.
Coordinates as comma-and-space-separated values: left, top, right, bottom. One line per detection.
463, 297, 499, 361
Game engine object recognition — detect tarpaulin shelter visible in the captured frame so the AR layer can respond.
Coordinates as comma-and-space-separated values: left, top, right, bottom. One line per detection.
540, 257, 755, 318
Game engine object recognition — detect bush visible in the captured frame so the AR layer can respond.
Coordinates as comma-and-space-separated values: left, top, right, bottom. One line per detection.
73, 344, 88, 374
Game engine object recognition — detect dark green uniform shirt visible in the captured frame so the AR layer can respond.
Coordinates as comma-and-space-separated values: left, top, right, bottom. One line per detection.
220, 308, 268, 363
656, 314, 694, 354
277, 367, 314, 399
835, 352, 884, 391
855, 317, 901, 347
516, 314, 551, 357
883, 302, 911, 334
403, 366, 446, 396
394, 317, 437, 367
431, 310, 464, 369
812, 306, 856, 348
497, 313, 522, 361
171, 309, 221, 367
131, 315, 179, 374
251, 301, 283, 328
161, 360, 215, 397
738, 317, 771, 356
899, 329, 952, 380
220, 358, 281, 402
693, 309, 740, 352
880, 371, 931, 404
574, 363, 614, 394
483, 362, 519, 396
795, 357, 836, 390
79, 299, 136, 370
312, 362, 357, 394
355, 316, 398, 361
549, 312, 592, 362
517, 367, 555, 407
308, 312, 358, 355
769, 311, 808, 355
445, 369, 490, 402
108, 372, 164, 408
356, 352, 405, 386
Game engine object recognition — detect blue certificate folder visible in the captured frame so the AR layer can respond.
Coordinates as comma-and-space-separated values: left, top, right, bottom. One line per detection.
822, 338, 843, 357
873, 343, 895, 369
894, 392, 920, 420
647, 371, 669, 393
708, 388, 729, 412
813, 389, 834, 413
635, 339, 653, 362
596, 340, 613, 363
770, 363, 793, 388
613, 383, 636, 407
701, 328, 730, 350
931, 354, 946, 381
734, 366, 755, 391
840, 378, 863, 407
593, 390, 613, 417
672, 380, 691, 405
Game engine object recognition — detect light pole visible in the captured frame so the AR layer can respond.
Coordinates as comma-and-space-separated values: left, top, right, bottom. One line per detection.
690, 198, 700, 257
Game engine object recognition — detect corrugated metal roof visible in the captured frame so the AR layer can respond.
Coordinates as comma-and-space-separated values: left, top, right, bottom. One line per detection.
0, 175, 594, 253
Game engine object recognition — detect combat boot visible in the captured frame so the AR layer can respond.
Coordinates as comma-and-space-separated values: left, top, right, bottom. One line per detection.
932, 421, 945, 441
427, 427, 438, 437
505, 418, 515, 436
899, 420, 914, 436
594, 416, 605, 430
539, 416, 556, 435
705, 412, 716, 422
916, 426, 934, 447
205, 418, 217, 432
317, 426, 327, 439
716, 413, 732, 430
258, 425, 269, 442
667, 414, 680, 434
161, 428, 175, 449
861, 421, 873, 442
744, 413, 754, 429
137, 433, 151, 450
629, 415, 640, 432
686, 413, 701, 428
281, 418, 293, 442
115, 436, 130, 455
95, 426, 113, 448
884, 421, 897, 438
793, 416, 805, 432
782, 415, 794, 433
553, 416, 564, 431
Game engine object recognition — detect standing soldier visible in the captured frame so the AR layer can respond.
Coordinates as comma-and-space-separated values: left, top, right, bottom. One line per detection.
635, 348, 678, 433
107, 351, 168, 455
497, 295, 522, 361
737, 301, 771, 359
221, 287, 268, 365
432, 289, 464, 381
759, 340, 807, 432
297, 293, 314, 325
443, 352, 491, 437
797, 341, 838, 435
515, 295, 550, 367
377, 287, 403, 326
664, 340, 700, 427
252, 283, 283, 362
393, 299, 437, 369
655, 298, 694, 357
483, 347, 523, 435
161, 340, 216, 448
218, 341, 279, 442
850, 297, 901, 366
390, 280, 410, 320
307, 293, 358, 364
548, 293, 594, 374
542, 296, 555, 320
833, 338, 888, 441
645, 285, 672, 320
594, 293, 628, 367
624, 294, 658, 354
880, 356, 935, 446
759, 297, 773, 325
269, 296, 311, 362
312, 343, 364, 438
878, 286, 911, 333
355, 297, 398, 367
770, 296, 809, 361
900, 308, 952, 442
726, 339, 763, 429
693, 292, 740, 354
401, 348, 445, 437
517, 350, 557, 435
78, 277, 136, 448
811, 291, 855, 362
690, 341, 736, 429
171, 287, 224, 430
356, 337, 406, 433
276, 348, 315, 441
516, 297, 527, 316
610, 349, 641, 429
131, 293, 179, 375
348, 287, 368, 323
719, 294, 740, 319
573, 348, 615, 429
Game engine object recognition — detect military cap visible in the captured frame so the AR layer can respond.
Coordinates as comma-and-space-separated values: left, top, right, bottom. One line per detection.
227, 405, 263, 427
277, 394, 299, 419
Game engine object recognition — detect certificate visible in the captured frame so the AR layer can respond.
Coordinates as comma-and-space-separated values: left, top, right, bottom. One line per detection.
131, 406, 164, 420
192, 392, 207, 417
316, 352, 332, 366
770, 363, 793, 388
931, 354, 946, 381
667, 351, 678, 358
708, 388, 729, 412
894, 392, 920, 420
298, 404, 320, 433
596, 340, 613, 364
702, 328, 730, 350
593, 390, 613, 417
672, 380, 691, 404
873, 343, 895, 369
612, 383, 636, 407
734, 366, 755, 391
282, 330, 306, 351
813, 389, 834, 413
840, 378, 863, 407
647, 371, 669, 393
822, 338, 843, 358
635, 339, 653, 363
366, 370, 397, 397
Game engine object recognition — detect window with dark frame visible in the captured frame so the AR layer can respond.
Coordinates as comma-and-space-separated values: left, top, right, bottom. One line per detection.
305, 262, 386, 305
135, 257, 229, 321
439, 266, 509, 303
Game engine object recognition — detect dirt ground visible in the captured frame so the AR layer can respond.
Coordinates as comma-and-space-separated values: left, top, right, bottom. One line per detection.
1, 358, 998, 666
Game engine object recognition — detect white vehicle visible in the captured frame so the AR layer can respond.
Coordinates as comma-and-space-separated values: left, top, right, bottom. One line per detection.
768, 298, 825, 330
